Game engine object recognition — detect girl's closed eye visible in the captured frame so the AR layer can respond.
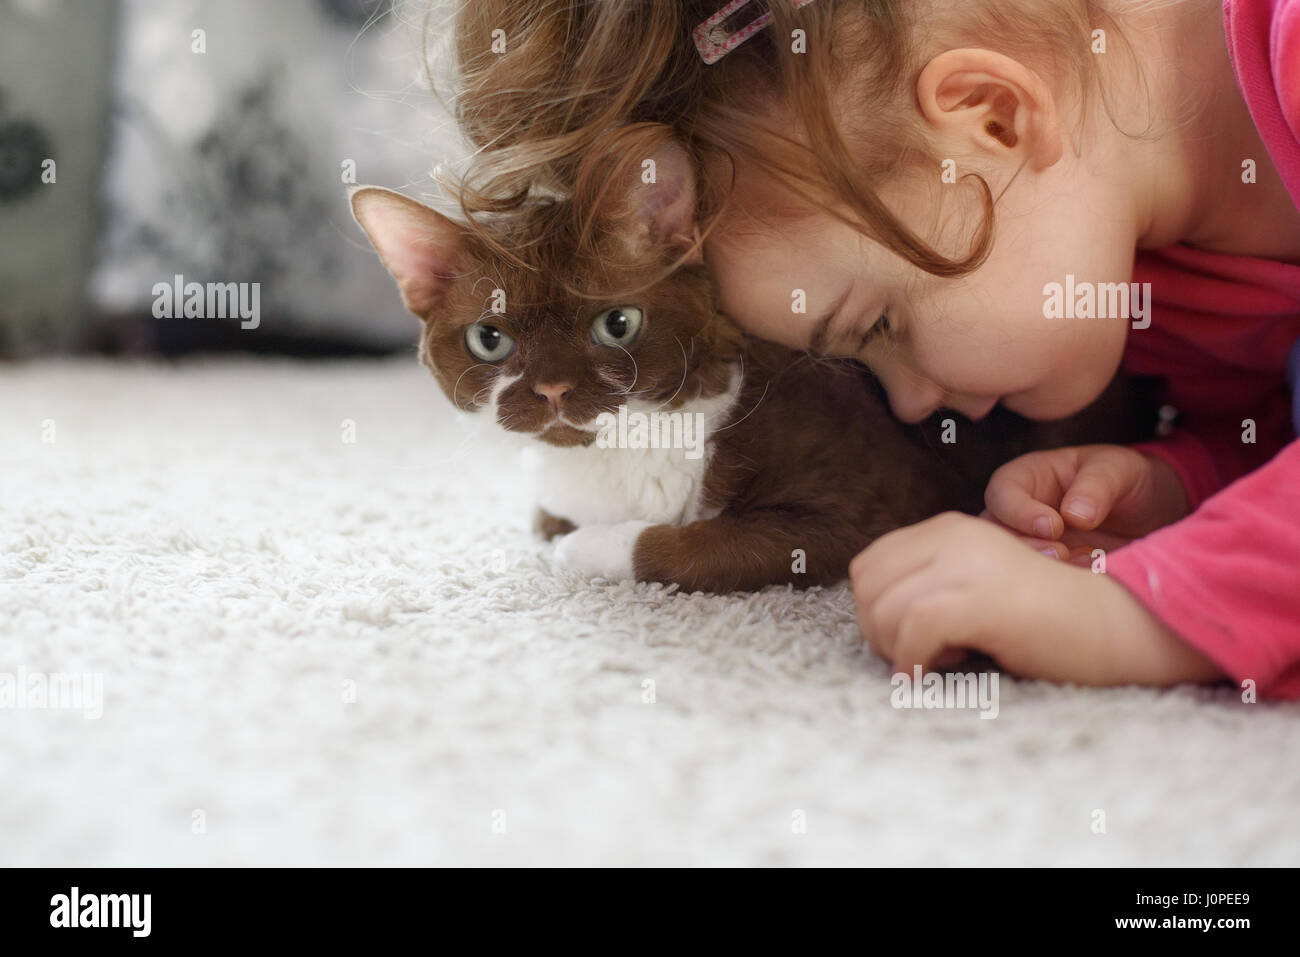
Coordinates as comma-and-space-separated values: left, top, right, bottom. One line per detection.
809, 306, 890, 358
857, 310, 891, 352
841, 309, 892, 358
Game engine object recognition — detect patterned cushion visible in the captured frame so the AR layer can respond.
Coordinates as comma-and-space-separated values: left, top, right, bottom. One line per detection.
88, 0, 459, 350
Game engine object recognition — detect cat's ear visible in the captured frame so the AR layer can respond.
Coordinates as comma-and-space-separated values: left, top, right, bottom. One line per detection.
350, 186, 466, 319
624, 141, 701, 263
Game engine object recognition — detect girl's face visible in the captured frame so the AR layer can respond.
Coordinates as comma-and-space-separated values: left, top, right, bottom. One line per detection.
703, 51, 1142, 424
705, 160, 1135, 423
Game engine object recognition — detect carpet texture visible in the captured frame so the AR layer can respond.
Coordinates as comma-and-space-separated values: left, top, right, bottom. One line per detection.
2, 358, 1297, 866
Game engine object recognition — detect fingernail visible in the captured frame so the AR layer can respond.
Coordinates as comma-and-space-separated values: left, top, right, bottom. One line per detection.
1032, 516, 1053, 538
1065, 498, 1097, 523
1038, 546, 1061, 560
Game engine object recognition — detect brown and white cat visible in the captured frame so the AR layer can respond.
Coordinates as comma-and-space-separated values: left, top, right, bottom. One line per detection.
351, 145, 1156, 593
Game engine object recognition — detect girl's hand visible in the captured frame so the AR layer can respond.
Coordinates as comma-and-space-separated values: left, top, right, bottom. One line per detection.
981, 445, 1190, 565
850, 512, 1223, 686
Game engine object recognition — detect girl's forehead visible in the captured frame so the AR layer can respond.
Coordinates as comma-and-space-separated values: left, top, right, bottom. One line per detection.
712, 207, 849, 270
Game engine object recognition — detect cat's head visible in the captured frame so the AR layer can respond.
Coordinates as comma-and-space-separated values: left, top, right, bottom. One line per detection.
351, 141, 742, 447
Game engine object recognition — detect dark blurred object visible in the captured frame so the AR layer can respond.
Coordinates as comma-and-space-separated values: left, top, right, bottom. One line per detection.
83, 313, 405, 358
0, 118, 52, 201
86, 0, 442, 356
318, 0, 390, 25
0, 0, 117, 355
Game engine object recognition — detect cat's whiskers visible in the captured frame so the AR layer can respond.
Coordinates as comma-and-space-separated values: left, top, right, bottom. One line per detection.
596, 367, 639, 397
711, 354, 770, 434
451, 363, 495, 411
612, 343, 639, 395
643, 336, 691, 413
712, 378, 769, 434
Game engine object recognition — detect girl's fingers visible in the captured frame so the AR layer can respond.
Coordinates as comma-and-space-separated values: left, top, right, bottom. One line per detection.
979, 514, 1068, 559
890, 591, 971, 675
851, 547, 934, 661
861, 557, 946, 659
1059, 449, 1140, 530
852, 513, 981, 659
849, 513, 957, 612
984, 450, 1076, 539
1057, 527, 1140, 570
1025, 537, 1067, 560
931, 648, 970, 669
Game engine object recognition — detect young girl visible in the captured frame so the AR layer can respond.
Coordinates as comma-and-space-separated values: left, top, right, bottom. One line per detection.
444, 0, 1300, 698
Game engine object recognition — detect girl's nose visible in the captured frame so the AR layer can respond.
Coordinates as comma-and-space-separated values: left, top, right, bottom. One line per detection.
876, 367, 944, 424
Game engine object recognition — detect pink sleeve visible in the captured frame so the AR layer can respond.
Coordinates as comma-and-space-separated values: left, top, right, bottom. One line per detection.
1132, 407, 1289, 510
1106, 438, 1300, 699
1225, 0, 1300, 207
1276, 0, 1300, 142
1133, 430, 1249, 511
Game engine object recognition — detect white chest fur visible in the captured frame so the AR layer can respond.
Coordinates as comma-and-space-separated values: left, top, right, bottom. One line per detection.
525, 366, 743, 528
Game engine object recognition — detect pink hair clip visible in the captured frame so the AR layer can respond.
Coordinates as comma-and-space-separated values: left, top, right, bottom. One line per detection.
694, 0, 818, 64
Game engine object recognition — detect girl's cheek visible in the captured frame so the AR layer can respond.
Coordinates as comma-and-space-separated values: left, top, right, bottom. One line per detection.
911, 319, 1037, 396
879, 332, 951, 393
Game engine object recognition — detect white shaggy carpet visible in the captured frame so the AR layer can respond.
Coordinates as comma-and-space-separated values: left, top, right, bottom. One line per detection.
2, 357, 1298, 867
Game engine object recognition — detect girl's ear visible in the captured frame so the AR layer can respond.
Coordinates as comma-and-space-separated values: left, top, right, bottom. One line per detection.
624, 140, 702, 263
350, 186, 467, 319
916, 49, 1063, 171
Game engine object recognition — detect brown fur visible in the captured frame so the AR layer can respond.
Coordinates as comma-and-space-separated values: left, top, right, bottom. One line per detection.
417, 197, 744, 447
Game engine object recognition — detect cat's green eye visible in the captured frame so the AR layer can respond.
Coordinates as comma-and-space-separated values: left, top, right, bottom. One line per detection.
590, 306, 644, 348
464, 322, 516, 362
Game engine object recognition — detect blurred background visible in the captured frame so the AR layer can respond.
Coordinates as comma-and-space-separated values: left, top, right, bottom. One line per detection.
0, 0, 456, 358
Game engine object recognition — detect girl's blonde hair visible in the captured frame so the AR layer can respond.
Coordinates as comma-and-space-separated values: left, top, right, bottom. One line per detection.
442, 0, 1131, 277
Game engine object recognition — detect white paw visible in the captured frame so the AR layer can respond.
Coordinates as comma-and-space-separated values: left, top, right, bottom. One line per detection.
554, 521, 651, 581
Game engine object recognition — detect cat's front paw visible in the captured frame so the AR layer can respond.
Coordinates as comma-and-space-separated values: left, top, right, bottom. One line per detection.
554, 521, 652, 581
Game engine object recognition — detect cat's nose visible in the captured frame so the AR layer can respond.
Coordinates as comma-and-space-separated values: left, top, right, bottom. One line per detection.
533, 381, 573, 411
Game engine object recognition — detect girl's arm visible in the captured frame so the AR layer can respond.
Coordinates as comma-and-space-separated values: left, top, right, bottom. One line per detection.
1106, 438, 1300, 699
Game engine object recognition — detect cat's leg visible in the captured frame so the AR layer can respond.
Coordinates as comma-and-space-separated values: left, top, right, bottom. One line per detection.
555, 509, 874, 593
635, 511, 868, 592
534, 507, 577, 540
554, 521, 651, 581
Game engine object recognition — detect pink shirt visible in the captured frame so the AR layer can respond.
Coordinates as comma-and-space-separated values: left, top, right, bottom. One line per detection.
1107, 0, 1300, 698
